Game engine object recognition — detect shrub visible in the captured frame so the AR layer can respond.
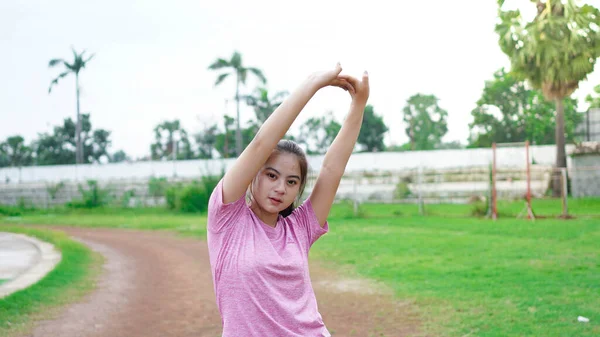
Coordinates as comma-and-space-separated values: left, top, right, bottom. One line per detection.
67, 180, 111, 209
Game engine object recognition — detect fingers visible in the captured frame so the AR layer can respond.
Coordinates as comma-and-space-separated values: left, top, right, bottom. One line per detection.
332, 78, 355, 94
337, 74, 359, 88
337, 71, 369, 87
333, 62, 342, 76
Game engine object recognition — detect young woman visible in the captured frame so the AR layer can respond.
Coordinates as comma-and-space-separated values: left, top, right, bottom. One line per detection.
207, 63, 370, 336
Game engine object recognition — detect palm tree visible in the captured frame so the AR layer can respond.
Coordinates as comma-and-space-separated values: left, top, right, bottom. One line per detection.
242, 87, 289, 125
208, 51, 267, 156
48, 47, 95, 165
496, 0, 600, 195
151, 120, 189, 160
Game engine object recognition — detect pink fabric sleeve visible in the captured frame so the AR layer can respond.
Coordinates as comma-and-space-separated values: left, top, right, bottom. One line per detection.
289, 198, 329, 249
207, 178, 247, 233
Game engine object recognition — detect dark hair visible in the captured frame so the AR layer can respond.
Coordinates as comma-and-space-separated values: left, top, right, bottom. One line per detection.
274, 139, 309, 217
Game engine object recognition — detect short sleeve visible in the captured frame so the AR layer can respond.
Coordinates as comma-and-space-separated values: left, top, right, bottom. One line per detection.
288, 198, 329, 249
207, 178, 247, 233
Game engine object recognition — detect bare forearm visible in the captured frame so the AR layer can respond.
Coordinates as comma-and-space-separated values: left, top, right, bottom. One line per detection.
253, 78, 319, 150
321, 103, 365, 174
221, 76, 322, 203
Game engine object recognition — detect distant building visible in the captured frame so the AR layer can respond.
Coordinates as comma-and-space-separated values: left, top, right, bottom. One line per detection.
576, 108, 600, 142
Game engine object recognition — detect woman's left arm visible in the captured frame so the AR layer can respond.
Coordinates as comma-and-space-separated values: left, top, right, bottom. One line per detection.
309, 72, 370, 227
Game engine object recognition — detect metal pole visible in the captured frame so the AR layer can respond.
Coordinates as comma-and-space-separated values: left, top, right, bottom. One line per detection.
561, 168, 568, 217
418, 167, 424, 215
492, 143, 497, 220
526, 141, 532, 219
353, 174, 358, 217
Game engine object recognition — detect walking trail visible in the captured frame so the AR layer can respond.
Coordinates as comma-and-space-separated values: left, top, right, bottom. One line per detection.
18, 227, 422, 337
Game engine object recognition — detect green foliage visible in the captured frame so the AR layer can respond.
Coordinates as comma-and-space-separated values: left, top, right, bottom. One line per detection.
111, 150, 129, 163
496, 0, 600, 172
358, 105, 388, 152
208, 50, 267, 156
468, 68, 581, 147
120, 189, 136, 208
585, 84, 600, 109
165, 174, 222, 213
297, 111, 342, 154
243, 87, 289, 124
0, 205, 23, 216
151, 120, 193, 160
194, 124, 218, 159
496, 1, 600, 101
148, 177, 169, 198
394, 180, 412, 199
67, 180, 111, 208
46, 181, 65, 200
402, 94, 448, 150
470, 201, 489, 217
179, 184, 210, 213
0, 135, 33, 168
214, 116, 258, 158
34, 114, 112, 165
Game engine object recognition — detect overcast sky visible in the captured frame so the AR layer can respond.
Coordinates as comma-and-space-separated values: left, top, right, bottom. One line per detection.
2, 0, 600, 159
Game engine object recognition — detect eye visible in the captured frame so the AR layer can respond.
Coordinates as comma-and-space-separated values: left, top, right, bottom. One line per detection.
267, 172, 277, 179
288, 180, 298, 186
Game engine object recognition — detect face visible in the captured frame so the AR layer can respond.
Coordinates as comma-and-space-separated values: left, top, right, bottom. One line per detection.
251, 153, 302, 215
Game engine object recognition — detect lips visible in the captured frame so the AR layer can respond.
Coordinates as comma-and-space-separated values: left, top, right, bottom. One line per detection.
269, 197, 282, 205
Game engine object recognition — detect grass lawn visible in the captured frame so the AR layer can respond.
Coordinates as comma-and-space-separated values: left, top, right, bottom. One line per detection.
0, 225, 101, 337
1, 198, 599, 336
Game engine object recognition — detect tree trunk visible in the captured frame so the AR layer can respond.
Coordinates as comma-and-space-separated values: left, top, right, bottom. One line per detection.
235, 76, 242, 157
553, 98, 566, 197
75, 73, 82, 164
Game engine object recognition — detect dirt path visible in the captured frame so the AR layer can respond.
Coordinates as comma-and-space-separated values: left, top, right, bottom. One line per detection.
20, 227, 421, 337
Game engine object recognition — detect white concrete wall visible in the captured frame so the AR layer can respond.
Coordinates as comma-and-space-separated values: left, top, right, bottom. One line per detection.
0, 144, 569, 184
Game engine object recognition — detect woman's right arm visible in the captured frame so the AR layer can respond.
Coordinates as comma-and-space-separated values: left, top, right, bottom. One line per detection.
221, 63, 353, 204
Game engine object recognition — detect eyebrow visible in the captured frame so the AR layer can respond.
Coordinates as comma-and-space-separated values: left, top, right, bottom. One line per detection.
265, 167, 301, 181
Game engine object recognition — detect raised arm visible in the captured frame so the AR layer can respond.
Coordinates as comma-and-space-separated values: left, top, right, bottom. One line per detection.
221, 64, 354, 204
308, 71, 370, 226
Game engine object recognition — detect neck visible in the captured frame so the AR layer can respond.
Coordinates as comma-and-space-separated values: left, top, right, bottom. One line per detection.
250, 202, 278, 227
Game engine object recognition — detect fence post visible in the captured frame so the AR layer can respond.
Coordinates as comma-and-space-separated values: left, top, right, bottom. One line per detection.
561, 168, 569, 217
353, 174, 359, 217
418, 166, 424, 215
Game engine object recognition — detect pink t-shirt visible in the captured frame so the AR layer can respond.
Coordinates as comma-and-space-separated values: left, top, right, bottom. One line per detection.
206, 179, 331, 336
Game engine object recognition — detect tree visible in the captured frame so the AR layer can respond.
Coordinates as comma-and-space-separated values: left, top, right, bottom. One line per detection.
469, 68, 581, 147
402, 94, 448, 150
111, 150, 129, 163
0, 136, 33, 181
496, 0, 600, 195
208, 51, 267, 156
585, 84, 600, 109
297, 112, 341, 155
243, 87, 289, 124
357, 105, 388, 152
33, 114, 111, 165
34, 131, 74, 166
215, 115, 236, 158
195, 124, 218, 159
151, 120, 191, 160
88, 129, 112, 163
0, 152, 9, 168
0, 136, 32, 167
48, 47, 95, 164
436, 141, 465, 150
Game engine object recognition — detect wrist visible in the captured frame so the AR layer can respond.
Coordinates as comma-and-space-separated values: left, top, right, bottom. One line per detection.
350, 100, 367, 111
303, 74, 325, 91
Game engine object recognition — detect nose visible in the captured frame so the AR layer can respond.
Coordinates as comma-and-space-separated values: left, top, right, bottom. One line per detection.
274, 179, 285, 194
